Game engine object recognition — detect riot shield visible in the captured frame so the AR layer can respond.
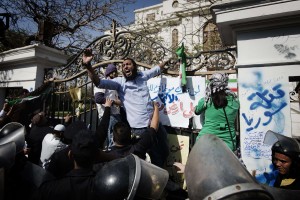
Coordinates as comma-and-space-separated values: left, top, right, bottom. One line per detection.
94, 154, 169, 200
263, 130, 300, 155
185, 134, 273, 200
0, 122, 25, 153
0, 142, 16, 169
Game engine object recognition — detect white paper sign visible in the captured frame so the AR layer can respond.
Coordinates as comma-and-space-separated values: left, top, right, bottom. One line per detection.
148, 76, 205, 129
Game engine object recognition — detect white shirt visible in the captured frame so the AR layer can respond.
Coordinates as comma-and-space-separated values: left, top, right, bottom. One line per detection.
40, 133, 66, 168
94, 86, 120, 119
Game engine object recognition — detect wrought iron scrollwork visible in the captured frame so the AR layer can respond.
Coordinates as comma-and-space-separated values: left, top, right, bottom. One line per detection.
52, 20, 236, 93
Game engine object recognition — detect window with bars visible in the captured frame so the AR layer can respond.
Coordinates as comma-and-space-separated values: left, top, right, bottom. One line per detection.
146, 13, 155, 22
203, 22, 222, 51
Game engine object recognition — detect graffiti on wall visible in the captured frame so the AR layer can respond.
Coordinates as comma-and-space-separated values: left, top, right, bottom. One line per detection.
239, 68, 291, 185
241, 82, 287, 132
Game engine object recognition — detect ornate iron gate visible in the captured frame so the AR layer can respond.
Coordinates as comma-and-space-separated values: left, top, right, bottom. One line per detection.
45, 20, 237, 139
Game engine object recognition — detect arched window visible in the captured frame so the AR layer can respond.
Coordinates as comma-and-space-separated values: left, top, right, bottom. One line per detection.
203, 22, 222, 51
172, 29, 178, 48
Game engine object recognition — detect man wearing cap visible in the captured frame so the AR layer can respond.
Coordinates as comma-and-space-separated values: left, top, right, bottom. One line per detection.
46, 102, 117, 178
93, 63, 122, 149
40, 124, 66, 168
46, 120, 88, 177
33, 131, 99, 200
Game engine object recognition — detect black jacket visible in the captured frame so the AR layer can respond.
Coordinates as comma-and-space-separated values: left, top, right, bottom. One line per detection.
274, 173, 300, 190
107, 128, 156, 159
27, 125, 53, 165
32, 169, 97, 200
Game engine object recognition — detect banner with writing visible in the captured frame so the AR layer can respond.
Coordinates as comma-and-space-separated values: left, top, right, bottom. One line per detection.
148, 76, 205, 129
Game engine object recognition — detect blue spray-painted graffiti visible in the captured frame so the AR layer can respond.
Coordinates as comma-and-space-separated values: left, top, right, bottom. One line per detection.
255, 164, 278, 186
242, 80, 287, 132
240, 71, 288, 185
243, 131, 271, 159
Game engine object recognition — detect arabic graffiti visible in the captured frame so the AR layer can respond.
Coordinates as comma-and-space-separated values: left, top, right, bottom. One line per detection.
239, 66, 291, 185
241, 73, 287, 132
243, 131, 271, 159
149, 84, 201, 108
239, 69, 290, 185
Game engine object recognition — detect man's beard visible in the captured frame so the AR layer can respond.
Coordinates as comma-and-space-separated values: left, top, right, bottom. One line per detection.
123, 69, 137, 81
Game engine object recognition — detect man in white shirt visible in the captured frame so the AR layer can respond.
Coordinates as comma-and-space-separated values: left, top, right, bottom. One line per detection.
40, 124, 66, 168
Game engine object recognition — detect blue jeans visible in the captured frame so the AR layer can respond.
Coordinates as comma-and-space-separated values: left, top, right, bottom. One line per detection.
132, 123, 169, 168
100, 114, 122, 149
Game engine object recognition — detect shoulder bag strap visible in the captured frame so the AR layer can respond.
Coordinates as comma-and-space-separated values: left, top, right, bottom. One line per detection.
223, 107, 236, 151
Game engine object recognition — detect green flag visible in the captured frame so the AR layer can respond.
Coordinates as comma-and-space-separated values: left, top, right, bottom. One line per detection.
176, 43, 187, 88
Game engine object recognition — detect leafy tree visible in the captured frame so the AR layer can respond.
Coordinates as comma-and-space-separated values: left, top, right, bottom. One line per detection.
0, 0, 135, 53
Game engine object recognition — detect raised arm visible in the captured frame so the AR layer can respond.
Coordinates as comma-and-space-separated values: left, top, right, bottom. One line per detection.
95, 97, 113, 149
194, 98, 206, 115
82, 49, 100, 86
0, 103, 10, 118
150, 102, 160, 131
158, 60, 169, 71
22, 78, 54, 98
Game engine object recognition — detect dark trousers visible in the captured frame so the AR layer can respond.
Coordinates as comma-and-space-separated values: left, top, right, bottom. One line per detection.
131, 123, 169, 168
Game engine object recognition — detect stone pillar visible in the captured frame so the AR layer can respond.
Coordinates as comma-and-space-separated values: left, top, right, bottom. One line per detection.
0, 44, 69, 106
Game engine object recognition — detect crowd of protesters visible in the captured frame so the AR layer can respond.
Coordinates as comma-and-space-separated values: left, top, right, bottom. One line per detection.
0, 49, 299, 200
0, 52, 186, 200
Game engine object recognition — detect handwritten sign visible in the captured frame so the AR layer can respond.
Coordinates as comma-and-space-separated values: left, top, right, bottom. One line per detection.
148, 76, 205, 129
165, 134, 190, 189
239, 67, 292, 185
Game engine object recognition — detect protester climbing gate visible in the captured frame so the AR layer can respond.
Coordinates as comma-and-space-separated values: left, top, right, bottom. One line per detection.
45, 20, 237, 133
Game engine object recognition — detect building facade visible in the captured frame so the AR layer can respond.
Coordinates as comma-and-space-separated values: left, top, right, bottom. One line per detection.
119, 0, 223, 53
